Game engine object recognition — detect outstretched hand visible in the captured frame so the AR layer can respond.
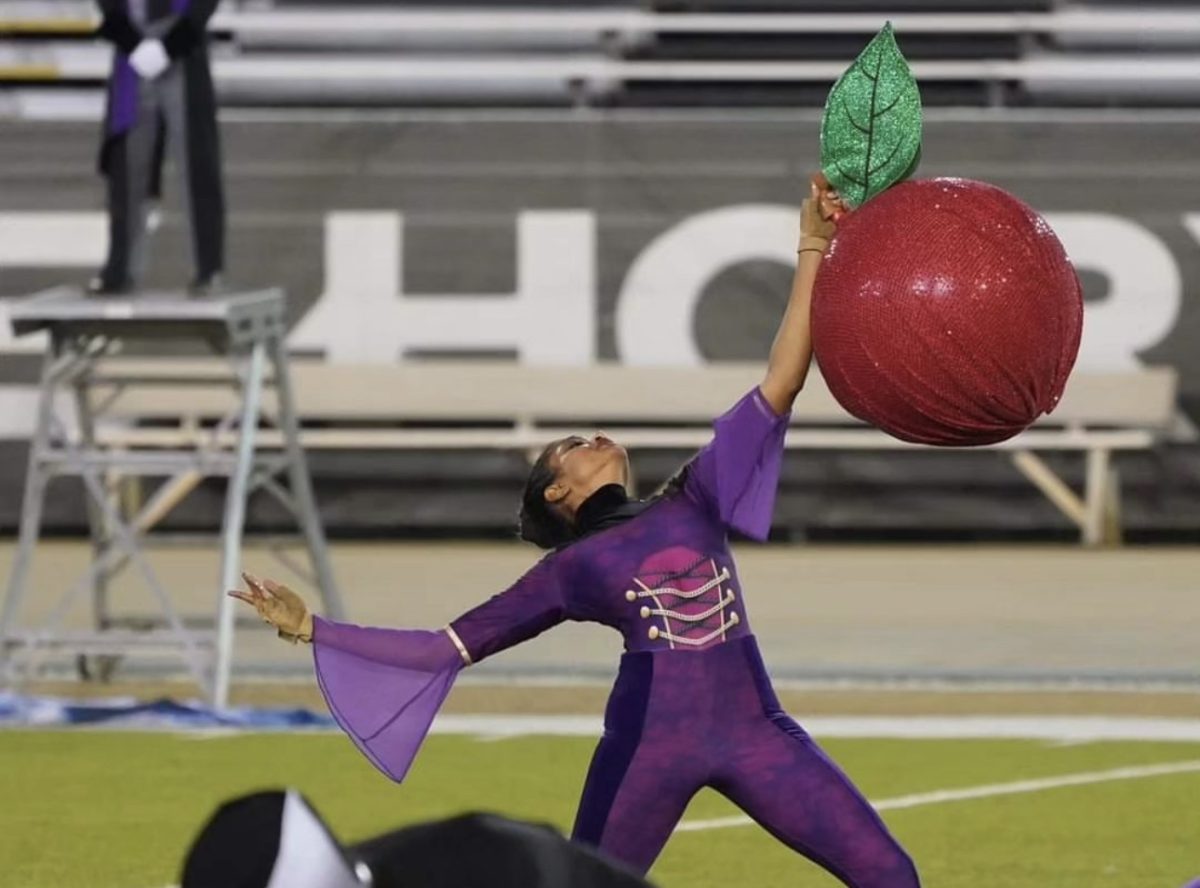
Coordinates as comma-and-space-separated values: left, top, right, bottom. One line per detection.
228, 572, 313, 643
800, 172, 849, 253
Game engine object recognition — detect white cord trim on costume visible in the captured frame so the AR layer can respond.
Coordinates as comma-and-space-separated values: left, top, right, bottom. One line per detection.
444, 625, 473, 666
653, 613, 740, 647
640, 591, 735, 623
626, 567, 730, 601
635, 578, 676, 651
710, 558, 729, 644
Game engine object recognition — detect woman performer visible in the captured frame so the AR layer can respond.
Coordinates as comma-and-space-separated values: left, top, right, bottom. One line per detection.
231, 175, 920, 888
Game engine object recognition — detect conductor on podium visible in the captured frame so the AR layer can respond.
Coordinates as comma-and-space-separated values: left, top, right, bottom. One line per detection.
92, 0, 225, 296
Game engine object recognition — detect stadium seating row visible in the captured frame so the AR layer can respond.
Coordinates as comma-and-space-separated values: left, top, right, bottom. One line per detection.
1, 2, 1196, 108
28, 359, 1175, 546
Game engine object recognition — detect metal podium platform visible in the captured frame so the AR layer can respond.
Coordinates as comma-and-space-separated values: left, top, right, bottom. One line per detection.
0, 286, 343, 708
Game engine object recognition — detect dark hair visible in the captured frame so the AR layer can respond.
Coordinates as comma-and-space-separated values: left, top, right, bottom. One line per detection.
517, 441, 575, 550
517, 440, 698, 551
657, 460, 692, 499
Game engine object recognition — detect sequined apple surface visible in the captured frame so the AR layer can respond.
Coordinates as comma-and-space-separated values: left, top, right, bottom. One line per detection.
812, 178, 1083, 446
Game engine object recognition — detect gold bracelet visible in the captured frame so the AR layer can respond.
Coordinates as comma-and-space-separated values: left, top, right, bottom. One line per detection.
445, 625, 473, 666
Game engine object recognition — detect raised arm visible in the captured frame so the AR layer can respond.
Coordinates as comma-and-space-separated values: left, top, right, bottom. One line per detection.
759, 174, 846, 415
680, 177, 844, 539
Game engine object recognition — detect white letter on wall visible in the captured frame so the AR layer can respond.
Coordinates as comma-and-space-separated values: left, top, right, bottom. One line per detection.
1046, 213, 1180, 371
615, 205, 797, 365
290, 211, 596, 365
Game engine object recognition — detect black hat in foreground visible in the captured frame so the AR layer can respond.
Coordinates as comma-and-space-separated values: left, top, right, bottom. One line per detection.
181, 790, 365, 888
181, 789, 653, 888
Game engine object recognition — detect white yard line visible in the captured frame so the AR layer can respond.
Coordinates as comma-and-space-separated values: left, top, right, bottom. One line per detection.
12, 714, 1200, 743
675, 759, 1200, 833
428, 714, 1200, 743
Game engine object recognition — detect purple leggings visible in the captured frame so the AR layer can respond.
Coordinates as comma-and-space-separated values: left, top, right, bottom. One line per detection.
572, 639, 920, 886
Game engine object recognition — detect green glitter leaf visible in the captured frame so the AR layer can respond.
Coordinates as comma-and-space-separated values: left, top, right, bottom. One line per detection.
820, 22, 922, 208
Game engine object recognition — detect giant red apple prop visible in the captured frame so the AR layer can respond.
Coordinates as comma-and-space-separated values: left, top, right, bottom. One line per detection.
813, 24, 1082, 445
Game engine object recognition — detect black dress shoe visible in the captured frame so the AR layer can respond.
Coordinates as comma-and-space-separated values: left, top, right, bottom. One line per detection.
187, 274, 225, 297
86, 276, 134, 296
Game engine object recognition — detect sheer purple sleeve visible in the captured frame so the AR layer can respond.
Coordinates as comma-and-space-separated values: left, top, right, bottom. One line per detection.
448, 555, 566, 665
684, 386, 790, 541
312, 618, 463, 783
311, 555, 565, 783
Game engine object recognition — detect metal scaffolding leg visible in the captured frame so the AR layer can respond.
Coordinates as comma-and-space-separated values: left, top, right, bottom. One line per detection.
70, 441, 211, 688
0, 349, 59, 680
213, 341, 266, 710
1, 286, 338, 706
72, 375, 113, 646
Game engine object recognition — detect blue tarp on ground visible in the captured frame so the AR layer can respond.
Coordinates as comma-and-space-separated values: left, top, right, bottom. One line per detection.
0, 692, 335, 730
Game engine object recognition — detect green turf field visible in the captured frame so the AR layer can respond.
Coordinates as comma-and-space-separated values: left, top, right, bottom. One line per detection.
3, 730, 1199, 888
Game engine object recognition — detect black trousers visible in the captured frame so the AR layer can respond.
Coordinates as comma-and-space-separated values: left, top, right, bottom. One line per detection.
100, 62, 224, 287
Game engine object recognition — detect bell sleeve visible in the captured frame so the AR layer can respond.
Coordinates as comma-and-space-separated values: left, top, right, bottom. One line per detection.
684, 386, 790, 541
312, 555, 566, 782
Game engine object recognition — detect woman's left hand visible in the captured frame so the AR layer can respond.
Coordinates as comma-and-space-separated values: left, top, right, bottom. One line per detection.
228, 572, 314, 643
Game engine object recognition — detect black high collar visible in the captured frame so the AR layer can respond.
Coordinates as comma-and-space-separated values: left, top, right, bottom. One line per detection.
574, 483, 646, 537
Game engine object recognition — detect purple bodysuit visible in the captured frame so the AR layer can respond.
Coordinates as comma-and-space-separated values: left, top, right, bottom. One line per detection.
312, 388, 920, 887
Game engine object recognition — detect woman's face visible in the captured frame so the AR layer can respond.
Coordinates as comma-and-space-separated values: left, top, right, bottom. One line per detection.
543, 433, 630, 511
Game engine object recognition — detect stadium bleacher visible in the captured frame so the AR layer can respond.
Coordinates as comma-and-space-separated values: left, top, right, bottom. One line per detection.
1, 1, 1197, 541
3, 1, 1200, 109
3, 9, 1200, 886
